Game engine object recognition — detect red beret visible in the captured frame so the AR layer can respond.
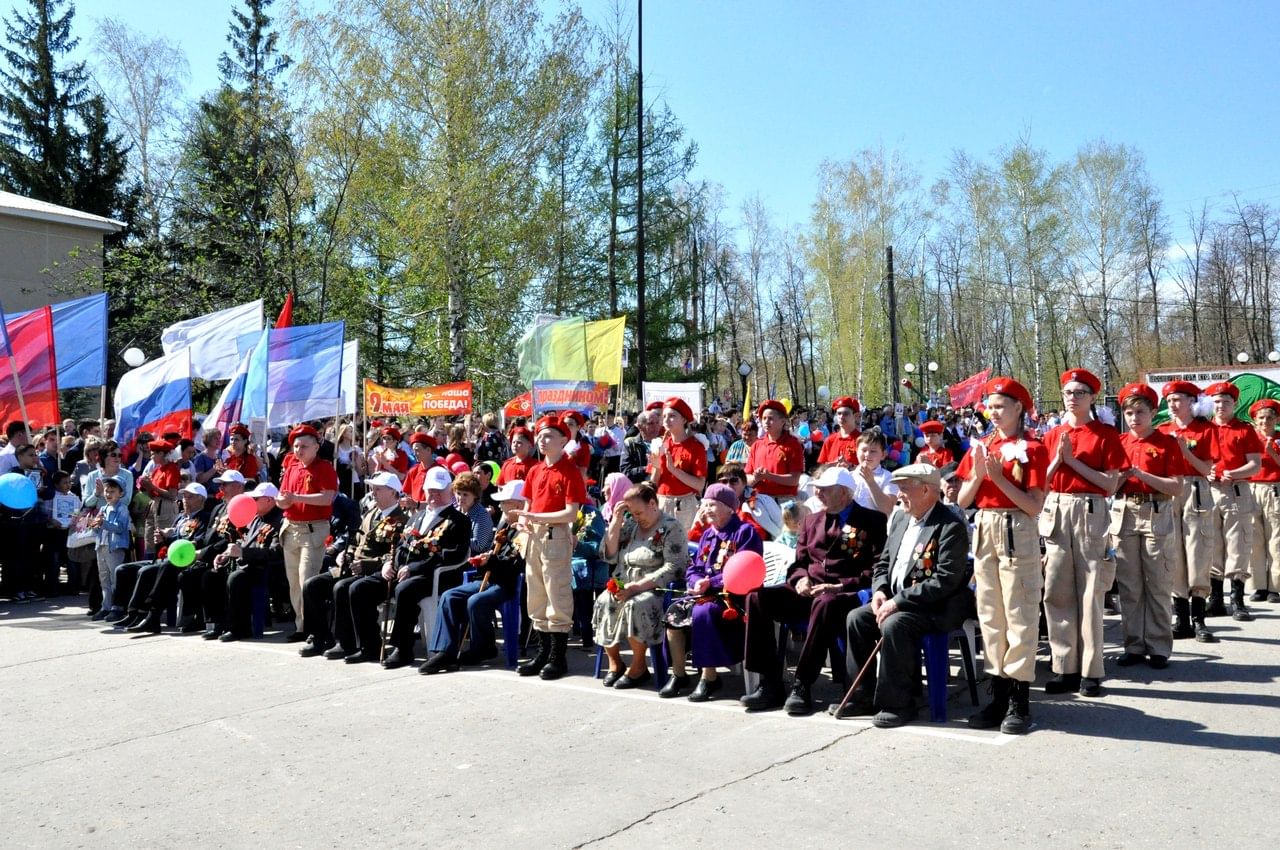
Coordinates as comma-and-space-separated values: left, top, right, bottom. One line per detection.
831, 395, 860, 414
1205, 381, 1239, 401
228, 423, 251, 439
508, 426, 533, 442
148, 439, 174, 453
920, 420, 945, 435
663, 397, 694, 423
288, 424, 321, 445
756, 400, 787, 419
381, 426, 402, 441
644, 400, 665, 412
1161, 380, 1201, 399
560, 410, 586, 428
983, 377, 1034, 415
1060, 368, 1101, 394
534, 415, 569, 438
1249, 399, 1280, 418
1117, 382, 1158, 409
408, 432, 437, 449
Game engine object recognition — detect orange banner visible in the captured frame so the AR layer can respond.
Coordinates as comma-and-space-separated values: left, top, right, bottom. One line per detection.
363, 379, 473, 417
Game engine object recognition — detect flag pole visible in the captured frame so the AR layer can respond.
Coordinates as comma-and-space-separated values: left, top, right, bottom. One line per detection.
5, 352, 32, 444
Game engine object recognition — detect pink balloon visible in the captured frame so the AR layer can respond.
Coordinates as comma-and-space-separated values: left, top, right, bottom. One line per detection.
723, 550, 767, 595
227, 492, 258, 529
450, 461, 470, 475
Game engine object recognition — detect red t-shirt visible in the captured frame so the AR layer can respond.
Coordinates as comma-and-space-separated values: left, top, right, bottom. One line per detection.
957, 433, 1049, 510
1214, 419, 1263, 476
525, 454, 588, 514
1252, 432, 1280, 483
817, 431, 861, 466
403, 463, 427, 502
147, 462, 182, 496
498, 454, 536, 485
919, 446, 955, 468
226, 452, 260, 480
655, 435, 708, 497
1157, 417, 1217, 476
1117, 429, 1185, 495
1043, 420, 1128, 495
746, 432, 806, 497
280, 454, 339, 522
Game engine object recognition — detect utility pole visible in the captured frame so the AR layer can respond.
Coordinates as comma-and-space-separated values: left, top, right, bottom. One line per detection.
635, 0, 647, 394
886, 245, 901, 403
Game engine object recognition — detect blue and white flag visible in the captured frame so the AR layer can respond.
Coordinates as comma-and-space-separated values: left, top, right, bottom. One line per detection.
161, 300, 264, 381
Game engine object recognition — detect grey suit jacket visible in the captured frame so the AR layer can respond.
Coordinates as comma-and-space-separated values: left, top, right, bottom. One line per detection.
871, 501, 974, 631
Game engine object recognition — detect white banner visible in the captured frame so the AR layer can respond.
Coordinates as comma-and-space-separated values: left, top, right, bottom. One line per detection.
1143, 364, 1280, 399
641, 381, 703, 417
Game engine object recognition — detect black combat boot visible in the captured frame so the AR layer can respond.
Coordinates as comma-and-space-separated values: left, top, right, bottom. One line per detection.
967, 676, 1010, 729
1230, 579, 1254, 622
1001, 681, 1032, 735
1206, 579, 1227, 617
1191, 596, 1216, 642
517, 631, 551, 676
1171, 597, 1194, 639
539, 632, 569, 680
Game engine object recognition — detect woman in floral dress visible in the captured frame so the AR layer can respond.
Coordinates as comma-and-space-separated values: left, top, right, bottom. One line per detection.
594, 482, 688, 688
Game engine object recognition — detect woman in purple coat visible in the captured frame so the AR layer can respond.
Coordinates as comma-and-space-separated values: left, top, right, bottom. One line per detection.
660, 483, 763, 701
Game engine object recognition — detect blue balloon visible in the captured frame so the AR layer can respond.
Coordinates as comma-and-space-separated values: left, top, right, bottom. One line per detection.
0, 472, 37, 510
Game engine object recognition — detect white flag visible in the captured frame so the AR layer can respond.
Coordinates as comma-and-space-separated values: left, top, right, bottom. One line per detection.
161, 300, 264, 381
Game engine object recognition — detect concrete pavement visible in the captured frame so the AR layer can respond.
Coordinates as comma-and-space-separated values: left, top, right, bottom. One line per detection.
1, 599, 1277, 848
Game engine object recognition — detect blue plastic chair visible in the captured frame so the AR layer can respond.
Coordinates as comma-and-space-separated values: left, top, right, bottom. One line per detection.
459, 569, 525, 668
250, 582, 269, 637
593, 583, 675, 690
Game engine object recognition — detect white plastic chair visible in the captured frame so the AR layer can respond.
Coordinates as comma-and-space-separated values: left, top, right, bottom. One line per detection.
744, 541, 797, 692
415, 558, 470, 645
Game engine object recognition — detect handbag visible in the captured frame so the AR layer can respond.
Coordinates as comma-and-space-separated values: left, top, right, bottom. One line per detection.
67, 507, 100, 549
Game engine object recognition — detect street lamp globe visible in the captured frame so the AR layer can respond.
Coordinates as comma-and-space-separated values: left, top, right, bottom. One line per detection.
1269, 350, 1280, 363
904, 362, 916, 374
738, 361, 752, 378
1237, 352, 1250, 364
927, 361, 939, 373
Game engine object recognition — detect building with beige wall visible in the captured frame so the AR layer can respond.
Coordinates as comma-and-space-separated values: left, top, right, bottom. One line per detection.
0, 190, 124, 311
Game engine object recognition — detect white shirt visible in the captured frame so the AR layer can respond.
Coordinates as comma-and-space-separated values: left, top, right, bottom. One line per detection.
890, 514, 926, 593
0, 444, 18, 475
851, 466, 898, 512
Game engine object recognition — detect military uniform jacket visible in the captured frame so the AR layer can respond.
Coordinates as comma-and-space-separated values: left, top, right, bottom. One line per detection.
346, 505, 409, 576
399, 504, 472, 578
236, 506, 285, 572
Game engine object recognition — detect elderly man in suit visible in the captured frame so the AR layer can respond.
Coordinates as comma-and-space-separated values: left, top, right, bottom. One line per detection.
833, 463, 975, 728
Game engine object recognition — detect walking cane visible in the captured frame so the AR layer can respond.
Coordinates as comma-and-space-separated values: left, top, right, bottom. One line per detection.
379, 552, 397, 664
833, 637, 884, 716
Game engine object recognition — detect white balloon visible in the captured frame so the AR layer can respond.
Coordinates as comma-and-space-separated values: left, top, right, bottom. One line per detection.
915, 436, 926, 448
817, 385, 831, 400
122, 347, 146, 368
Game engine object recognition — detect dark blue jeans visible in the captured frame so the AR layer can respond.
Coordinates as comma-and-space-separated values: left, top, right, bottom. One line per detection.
429, 580, 512, 656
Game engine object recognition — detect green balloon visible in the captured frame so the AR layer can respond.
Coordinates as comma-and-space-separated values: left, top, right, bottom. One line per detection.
168, 539, 197, 568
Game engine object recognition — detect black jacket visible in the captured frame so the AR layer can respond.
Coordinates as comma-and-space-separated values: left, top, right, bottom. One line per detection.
871, 501, 974, 632
236, 506, 285, 572
398, 504, 472, 579
620, 435, 651, 483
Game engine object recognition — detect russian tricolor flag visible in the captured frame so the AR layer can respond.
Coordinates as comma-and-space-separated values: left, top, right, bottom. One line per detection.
113, 350, 193, 451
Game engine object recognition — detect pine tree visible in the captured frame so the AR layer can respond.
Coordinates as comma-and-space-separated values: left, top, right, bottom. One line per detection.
0, 0, 131, 222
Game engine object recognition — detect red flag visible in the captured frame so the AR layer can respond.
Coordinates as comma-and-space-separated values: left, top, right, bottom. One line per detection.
276, 292, 294, 329
948, 368, 992, 409
0, 306, 60, 427
503, 391, 532, 419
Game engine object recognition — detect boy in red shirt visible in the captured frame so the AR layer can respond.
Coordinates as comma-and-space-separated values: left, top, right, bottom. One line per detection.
1111, 383, 1184, 668
1206, 381, 1262, 623
138, 439, 181, 559
511, 415, 587, 680
817, 396, 861, 467
1248, 399, 1280, 603
497, 427, 536, 485
918, 421, 954, 467
1157, 380, 1220, 640
278, 424, 339, 640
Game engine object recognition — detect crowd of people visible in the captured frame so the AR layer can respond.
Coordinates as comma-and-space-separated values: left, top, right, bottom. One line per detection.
1, 367, 1276, 733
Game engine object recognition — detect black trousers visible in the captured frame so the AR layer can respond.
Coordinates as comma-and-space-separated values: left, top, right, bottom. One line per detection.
114, 561, 149, 611
348, 575, 392, 653
845, 603, 933, 710
744, 585, 859, 685
302, 571, 363, 648
202, 567, 231, 627
202, 565, 262, 636
388, 575, 437, 655
178, 563, 211, 624
126, 561, 176, 613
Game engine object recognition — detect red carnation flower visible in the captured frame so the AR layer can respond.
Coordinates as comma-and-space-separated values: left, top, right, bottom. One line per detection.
721, 606, 740, 622
606, 578, 621, 596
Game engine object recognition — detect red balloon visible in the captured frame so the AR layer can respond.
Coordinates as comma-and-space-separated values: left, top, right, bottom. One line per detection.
444, 453, 464, 468
227, 492, 258, 528
450, 461, 470, 475
723, 550, 767, 595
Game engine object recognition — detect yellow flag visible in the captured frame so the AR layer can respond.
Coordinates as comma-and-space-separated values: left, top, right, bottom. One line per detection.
583, 317, 625, 386
742, 383, 751, 421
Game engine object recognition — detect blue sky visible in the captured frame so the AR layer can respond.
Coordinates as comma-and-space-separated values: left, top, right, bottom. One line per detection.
12, 0, 1280, 243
